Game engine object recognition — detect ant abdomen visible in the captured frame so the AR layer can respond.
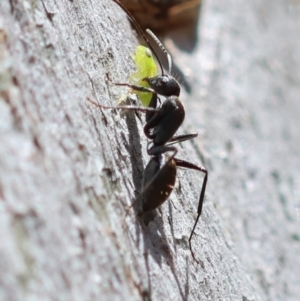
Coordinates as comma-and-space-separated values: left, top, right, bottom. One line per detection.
137, 155, 177, 214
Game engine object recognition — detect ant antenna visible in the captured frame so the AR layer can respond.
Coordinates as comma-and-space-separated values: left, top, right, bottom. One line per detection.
111, 0, 165, 75
146, 29, 173, 75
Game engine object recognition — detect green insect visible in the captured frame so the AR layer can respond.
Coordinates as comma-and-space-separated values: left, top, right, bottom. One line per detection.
129, 45, 158, 107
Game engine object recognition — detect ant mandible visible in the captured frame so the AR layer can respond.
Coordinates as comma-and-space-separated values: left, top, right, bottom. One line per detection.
88, 0, 208, 263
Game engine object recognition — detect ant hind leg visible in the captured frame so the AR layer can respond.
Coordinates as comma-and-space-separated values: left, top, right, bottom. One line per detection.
174, 158, 208, 263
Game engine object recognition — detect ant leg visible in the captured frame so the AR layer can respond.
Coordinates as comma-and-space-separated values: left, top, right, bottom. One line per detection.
168, 133, 198, 145
86, 97, 159, 114
146, 133, 198, 156
106, 73, 156, 94
147, 145, 178, 157
174, 158, 208, 264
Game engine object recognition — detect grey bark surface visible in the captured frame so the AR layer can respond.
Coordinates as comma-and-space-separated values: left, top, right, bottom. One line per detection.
1, 0, 300, 301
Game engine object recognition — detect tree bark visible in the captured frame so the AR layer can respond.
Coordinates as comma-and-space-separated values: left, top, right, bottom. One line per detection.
1, 0, 300, 300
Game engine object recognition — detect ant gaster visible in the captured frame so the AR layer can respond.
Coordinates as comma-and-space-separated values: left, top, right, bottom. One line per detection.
88, 0, 208, 263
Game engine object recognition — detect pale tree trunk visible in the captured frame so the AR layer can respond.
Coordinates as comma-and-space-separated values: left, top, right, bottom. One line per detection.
1, 0, 300, 301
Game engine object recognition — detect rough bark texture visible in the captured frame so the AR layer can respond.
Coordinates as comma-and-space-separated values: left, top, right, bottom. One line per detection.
1, 0, 300, 301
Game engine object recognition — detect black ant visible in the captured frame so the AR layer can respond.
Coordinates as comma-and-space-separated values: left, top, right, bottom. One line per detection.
88, 0, 208, 263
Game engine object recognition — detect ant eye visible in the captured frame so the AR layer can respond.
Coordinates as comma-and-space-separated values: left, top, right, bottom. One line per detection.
161, 76, 168, 83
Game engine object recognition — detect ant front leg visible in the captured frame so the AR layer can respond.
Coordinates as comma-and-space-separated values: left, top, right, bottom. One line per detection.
174, 158, 208, 264
106, 73, 156, 95
86, 98, 160, 114
167, 133, 198, 145
106, 73, 159, 122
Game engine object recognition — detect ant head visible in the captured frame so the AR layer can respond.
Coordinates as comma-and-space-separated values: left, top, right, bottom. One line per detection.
144, 75, 180, 97
143, 30, 180, 97
111, 1, 180, 97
